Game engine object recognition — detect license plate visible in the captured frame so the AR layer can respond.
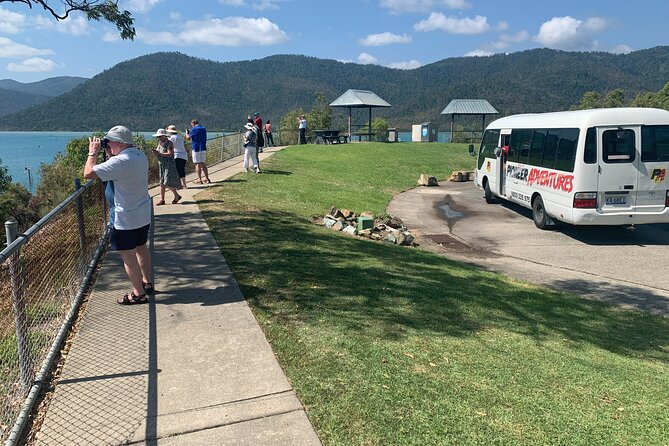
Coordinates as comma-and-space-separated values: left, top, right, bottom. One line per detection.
605, 196, 627, 205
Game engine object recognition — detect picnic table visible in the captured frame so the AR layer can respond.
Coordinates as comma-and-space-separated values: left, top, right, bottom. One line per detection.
314, 129, 348, 144
352, 132, 376, 142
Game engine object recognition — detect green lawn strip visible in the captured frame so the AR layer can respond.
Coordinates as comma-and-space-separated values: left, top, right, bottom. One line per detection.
199, 143, 669, 445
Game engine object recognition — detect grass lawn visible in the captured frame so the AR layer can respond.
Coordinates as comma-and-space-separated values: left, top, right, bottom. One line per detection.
198, 142, 669, 446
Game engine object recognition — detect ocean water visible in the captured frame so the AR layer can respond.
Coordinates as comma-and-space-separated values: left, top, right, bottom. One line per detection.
0, 131, 91, 192
0, 131, 223, 192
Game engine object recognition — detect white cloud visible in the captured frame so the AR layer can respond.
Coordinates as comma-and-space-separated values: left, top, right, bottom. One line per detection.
359, 32, 411, 46
253, 0, 280, 11
0, 7, 26, 34
220, 0, 245, 6
388, 59, 422, 69
415, 13, 489, 34
612, 44, 633, 54
35, 15, 91, 36
0, 37, 54, 59
102, 31, 121, 42
380, 0, 470, 14
169, 11, 182, 21
499, 30, 529, 44
496, 21, 508, 31
138, 17, 288, 46
7, 57, 57, 73
464, 49, 493, 57
357, 52, 378, 64
534, 16, 611, 50
122, 0, 163, 13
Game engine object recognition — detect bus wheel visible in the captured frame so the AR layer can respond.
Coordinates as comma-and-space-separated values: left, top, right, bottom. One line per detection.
532, 196, 548, 229
484, 181, 495, 204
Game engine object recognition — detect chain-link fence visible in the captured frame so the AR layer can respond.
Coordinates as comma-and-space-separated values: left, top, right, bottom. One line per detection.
0, 131, 247, 444
0, 179, 107, 444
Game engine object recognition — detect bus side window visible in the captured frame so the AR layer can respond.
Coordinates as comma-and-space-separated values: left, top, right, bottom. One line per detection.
528, 129, 546, 166
584, 127, 597, 164
642, 125, 669, 162
555, 128, 579, 172
542, 130, 559, 169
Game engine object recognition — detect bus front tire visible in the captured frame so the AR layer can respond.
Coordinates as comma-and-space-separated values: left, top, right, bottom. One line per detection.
532, 196, 548, 229
484, 182, 495, 204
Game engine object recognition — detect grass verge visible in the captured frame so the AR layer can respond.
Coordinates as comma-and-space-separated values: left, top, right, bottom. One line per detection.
198, 143, 669, 446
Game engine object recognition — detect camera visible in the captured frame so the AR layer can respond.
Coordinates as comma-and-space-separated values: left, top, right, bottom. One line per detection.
101, 138, 110, 149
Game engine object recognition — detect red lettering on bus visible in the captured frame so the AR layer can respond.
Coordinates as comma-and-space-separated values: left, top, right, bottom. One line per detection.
527, 167, 574, 192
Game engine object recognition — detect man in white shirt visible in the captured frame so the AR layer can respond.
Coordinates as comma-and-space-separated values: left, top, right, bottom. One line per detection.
84, 125, 153, 305
166, 124, 188, 189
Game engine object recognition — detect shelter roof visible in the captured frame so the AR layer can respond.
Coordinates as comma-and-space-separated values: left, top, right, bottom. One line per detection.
330, 89, 391, 108
441, 99, 498, 115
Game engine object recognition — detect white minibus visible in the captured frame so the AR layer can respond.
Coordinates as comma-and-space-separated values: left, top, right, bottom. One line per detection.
472, 108, 669, 229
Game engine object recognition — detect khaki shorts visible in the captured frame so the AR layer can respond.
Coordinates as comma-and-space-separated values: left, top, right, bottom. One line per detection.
192, 150, 206, 164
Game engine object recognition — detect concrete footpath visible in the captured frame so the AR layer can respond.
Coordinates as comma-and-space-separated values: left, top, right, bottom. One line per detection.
35, 147, 322, 445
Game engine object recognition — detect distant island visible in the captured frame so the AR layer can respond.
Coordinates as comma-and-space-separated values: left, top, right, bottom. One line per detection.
0, 47, 668, 131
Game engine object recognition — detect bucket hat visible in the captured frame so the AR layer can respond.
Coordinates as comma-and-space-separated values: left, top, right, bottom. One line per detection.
104, 125, 134, 145
166, 125, 178, 134
152, 128, 169, 138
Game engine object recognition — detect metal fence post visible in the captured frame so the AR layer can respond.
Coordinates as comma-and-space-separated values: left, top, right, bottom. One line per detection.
74, 178, 86, 257
5, 219, 34, 394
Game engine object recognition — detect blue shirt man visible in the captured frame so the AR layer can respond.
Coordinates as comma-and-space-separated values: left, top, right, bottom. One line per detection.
185, 119, 210, 183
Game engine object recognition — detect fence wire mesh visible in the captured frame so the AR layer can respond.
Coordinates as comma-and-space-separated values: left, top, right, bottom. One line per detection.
0, 180, 106, 443
0, 132, 246, 444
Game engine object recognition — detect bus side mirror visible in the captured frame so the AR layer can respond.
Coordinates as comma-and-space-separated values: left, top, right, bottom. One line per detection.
493, 147, 501, 157
468, 144, 475, 156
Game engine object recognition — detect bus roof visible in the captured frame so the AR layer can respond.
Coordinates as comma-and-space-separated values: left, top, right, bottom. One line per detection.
487, 107, 669, 130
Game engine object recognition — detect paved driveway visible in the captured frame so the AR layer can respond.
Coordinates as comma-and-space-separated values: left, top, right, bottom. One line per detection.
388, 181, 669, 314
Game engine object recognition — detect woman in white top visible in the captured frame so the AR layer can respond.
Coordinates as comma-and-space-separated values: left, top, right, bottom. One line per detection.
166, 124, 188, 189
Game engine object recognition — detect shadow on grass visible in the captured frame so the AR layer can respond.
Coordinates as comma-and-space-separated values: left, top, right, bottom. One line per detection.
198, 207, 668, 364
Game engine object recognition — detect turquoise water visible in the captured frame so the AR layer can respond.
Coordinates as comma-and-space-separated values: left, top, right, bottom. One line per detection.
0, 131, 90, 192
0, 131, 229, 192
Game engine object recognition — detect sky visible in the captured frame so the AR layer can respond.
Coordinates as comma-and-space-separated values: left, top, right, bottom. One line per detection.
0, 0, 667, 83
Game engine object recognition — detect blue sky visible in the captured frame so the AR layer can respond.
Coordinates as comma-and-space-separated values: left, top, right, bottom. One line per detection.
0, 0, 667, 83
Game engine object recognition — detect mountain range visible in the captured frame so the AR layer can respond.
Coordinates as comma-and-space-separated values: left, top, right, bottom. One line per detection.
1, 47, 668, 131
0, 76, 88, 117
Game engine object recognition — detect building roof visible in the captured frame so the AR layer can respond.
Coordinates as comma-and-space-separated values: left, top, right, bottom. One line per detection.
330, 89, 391, 108
440, 99, 498, 115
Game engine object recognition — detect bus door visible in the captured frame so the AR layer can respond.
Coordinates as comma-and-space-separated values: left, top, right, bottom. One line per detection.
497, 132, 511, 196
597, 126, 639, 213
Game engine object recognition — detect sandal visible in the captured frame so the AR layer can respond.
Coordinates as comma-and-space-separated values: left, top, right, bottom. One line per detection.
193, 180, 203, 184
142, 281, 155, 294
172, 195, 182, 204
156, 200, 165, 206
117, 292, 148, 305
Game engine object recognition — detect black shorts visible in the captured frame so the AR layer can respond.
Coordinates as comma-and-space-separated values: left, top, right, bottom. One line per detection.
110, 224, 150, 251
175, 158, 187, 178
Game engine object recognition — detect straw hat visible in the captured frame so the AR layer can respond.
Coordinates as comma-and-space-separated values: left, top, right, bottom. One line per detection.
152, 128, 169, 138
244, 123, 255, 130
166, 125, 178, 134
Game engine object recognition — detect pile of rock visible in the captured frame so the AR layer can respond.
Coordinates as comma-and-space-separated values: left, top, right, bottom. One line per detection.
449, 170, 474, 182
320, 207, 416, 246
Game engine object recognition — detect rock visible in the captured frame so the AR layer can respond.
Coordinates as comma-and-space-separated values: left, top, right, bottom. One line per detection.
342, 225, 358, 236
331, 221, 346, 231
398, 231, 414, 246
360, 211, 374, 218
384, 233, 397, 244
418, 174, 439, 186
323, 217, 337, 228
341, 208, 354, 219
387, 216, 404, 229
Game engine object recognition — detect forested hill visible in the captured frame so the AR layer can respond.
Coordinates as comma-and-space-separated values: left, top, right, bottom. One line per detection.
1, 47, 668, 131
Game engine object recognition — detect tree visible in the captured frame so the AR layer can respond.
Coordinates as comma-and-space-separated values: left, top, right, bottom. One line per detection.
1, 0, 135, 40
572, 91, 601, 110
603, 88, 625, 108
279, 109, 303, 146
371, 117, 389, 142
307, 92, 332, 131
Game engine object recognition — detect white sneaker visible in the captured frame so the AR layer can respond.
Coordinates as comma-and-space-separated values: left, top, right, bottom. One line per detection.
242, 167, 248, 172
254, 166, 260, 173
